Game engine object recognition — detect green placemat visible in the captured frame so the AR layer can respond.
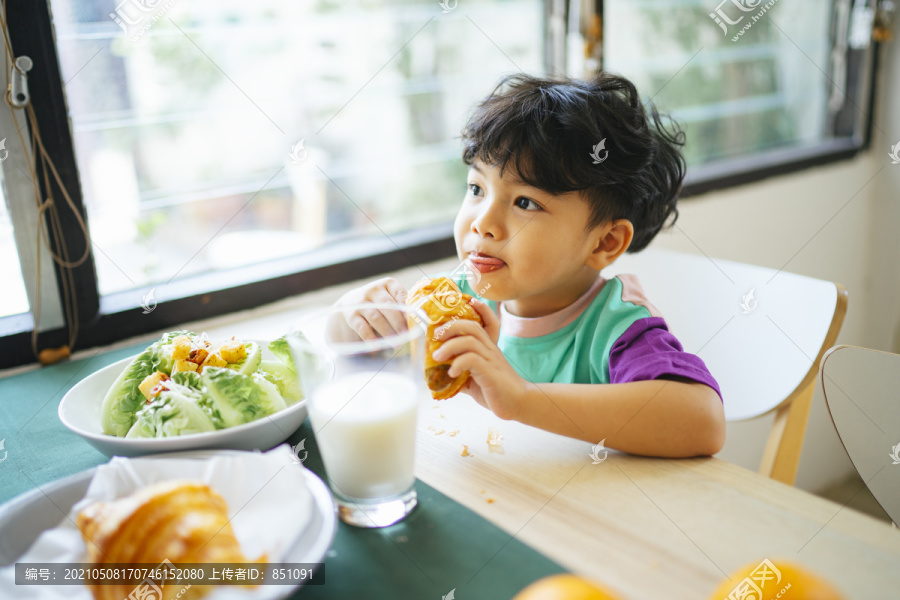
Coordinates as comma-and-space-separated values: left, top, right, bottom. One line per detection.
0, 343, 148, 500
0, 345, 565, 599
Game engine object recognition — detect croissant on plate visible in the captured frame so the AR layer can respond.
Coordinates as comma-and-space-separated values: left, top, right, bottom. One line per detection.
77, 480, 265, 600
406, 276, 484, 400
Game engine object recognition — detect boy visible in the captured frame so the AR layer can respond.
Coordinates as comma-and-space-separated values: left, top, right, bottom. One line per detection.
336, 73, 725, 458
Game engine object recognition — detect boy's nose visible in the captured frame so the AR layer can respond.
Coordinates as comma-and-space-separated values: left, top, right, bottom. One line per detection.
471, 216, 494, 238
470, 203, 501, 239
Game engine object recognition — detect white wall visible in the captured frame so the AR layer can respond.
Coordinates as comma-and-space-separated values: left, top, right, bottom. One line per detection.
650, 39, 899, 493
868, 36, 900, 354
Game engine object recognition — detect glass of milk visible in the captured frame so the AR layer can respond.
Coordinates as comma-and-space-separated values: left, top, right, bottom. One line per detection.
288, 303, 427, 527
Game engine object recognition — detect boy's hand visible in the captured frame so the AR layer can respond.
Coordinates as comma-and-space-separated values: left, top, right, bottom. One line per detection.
333, 277, 409, 341
430, 298, 526, 420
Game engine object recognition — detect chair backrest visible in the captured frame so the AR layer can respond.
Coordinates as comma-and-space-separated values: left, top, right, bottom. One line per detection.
821, 345, 900, 525
605, 248, 848, 484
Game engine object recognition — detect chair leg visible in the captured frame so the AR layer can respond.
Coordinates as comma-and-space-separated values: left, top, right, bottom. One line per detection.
759, 380, 816, 485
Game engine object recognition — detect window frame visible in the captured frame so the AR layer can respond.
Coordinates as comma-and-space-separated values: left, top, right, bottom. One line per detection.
592, 0, 881, 195
2, 0, 98, 368
680, 6, 881, 195
0, 0, 882, 370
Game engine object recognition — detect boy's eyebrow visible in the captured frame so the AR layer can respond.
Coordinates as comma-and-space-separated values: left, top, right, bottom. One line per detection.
469, 161, 530, 188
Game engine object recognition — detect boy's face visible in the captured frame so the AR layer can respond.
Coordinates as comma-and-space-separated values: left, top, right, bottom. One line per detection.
454, 159, 620, 317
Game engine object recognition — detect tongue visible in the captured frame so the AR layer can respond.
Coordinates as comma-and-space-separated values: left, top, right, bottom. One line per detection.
470, 255, 504, 266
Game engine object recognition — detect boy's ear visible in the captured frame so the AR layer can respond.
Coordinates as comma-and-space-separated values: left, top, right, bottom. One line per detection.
585, 219, 634, 270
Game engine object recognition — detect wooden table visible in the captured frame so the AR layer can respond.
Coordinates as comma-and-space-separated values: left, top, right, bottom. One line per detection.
414, 394, 900, 598
2, 256, 897, 599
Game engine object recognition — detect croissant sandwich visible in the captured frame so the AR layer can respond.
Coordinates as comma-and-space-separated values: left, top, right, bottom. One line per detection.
406, 276, 483, 400
77, 480, 265, 600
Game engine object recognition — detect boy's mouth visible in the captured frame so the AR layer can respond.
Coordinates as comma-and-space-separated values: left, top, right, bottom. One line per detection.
467, 252, 506, 273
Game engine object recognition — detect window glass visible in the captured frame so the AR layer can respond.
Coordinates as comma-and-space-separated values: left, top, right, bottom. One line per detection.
48, 0, 544, 294
0, 179, 30, 318
604, 0, 833, 166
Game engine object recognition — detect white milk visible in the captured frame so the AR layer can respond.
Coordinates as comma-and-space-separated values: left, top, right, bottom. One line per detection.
308, 370, 418, 500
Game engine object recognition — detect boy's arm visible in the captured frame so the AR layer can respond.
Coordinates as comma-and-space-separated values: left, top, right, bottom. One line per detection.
513, 378, 725, 458
435, 298, 725, 458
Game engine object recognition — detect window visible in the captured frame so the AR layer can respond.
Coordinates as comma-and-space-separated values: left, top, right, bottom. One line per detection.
597, 0, 879, 193
0, 0, 546, 368
49, 0, 543, 296
1, 0, 883, 368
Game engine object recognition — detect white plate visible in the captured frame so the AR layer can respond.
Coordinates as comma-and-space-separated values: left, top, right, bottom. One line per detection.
58, 341, 308, 457
0, 450, 337, 599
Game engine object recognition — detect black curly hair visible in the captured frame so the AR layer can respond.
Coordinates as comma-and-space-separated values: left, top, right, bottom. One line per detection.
461, 73, 685, 253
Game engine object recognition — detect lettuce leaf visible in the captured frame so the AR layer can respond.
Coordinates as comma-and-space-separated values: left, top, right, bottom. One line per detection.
103, 332, 295, 439
258, 360, 302, 405
170, 370, 223, 428
100, 330, 193, 437
225, 341, 262, 375
172, 370, 202, 390
125, 382, 217, 438
201, 366, 285, 428
268, 336, 296, 371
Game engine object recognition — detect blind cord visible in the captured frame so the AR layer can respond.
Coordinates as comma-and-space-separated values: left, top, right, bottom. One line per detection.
0, 1, 92, 365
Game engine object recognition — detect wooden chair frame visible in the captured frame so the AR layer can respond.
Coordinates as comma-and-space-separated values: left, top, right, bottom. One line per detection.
757, 283, 849, 485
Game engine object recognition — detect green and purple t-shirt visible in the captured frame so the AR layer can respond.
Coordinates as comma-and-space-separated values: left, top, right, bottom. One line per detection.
454, 273, 722, 400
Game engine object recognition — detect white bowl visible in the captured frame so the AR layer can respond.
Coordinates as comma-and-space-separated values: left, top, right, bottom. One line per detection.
58, 342, 308, 457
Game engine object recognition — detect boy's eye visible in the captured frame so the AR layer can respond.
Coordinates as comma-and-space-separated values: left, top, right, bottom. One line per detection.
514, 197, 542, 211
467, 183, 483, 196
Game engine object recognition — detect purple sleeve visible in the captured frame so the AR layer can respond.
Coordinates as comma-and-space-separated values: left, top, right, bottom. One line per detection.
609, 317, 722, 402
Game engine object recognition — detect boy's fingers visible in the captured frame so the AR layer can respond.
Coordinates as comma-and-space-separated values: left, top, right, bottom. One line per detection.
433, 318, 491, 346
448, 351, 490, 379
447, 354, 475, 379
346, 313, 378, 341
432, 335, 478, 362
386, 278, 409, 304
362, 279, 409, 333
345, 307, 395, 340
382, 282, 410, 332
383, 309, 409, 334
469, 297, 500, 340
376, 302, 408, 333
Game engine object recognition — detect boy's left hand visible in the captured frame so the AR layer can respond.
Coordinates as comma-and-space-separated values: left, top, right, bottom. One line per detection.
430, 298, 526, 420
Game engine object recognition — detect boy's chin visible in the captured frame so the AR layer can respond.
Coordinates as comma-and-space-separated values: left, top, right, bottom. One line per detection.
472, 286, 502, 302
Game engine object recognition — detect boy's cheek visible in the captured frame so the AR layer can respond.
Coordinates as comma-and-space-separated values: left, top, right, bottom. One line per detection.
473, 280, 497, 298
452, 209, 469, 233
452, 231, 466, 258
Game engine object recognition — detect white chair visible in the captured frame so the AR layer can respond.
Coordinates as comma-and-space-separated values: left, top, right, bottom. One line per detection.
820, 345, 900, 525
604, 248, 847, 485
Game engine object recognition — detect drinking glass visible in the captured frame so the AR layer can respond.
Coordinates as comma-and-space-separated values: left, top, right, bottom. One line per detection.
288, 303, 426, 527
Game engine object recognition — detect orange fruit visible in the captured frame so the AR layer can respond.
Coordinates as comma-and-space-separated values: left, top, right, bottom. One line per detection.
512, 574, 622, 600
708, 559, 846, 600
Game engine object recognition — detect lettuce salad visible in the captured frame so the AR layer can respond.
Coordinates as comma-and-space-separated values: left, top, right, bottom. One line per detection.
100, 331, 303, 438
